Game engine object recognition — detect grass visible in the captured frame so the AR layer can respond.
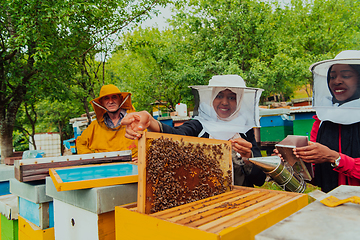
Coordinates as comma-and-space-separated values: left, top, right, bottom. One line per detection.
256, 180, 320, 203
257, 181, 319, 194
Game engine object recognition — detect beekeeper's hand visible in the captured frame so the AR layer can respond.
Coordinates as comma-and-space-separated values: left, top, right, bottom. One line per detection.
273, 148, 284, 161
293, 141, 339, 165
230, 138, 252, 159
121, 111, 160, 140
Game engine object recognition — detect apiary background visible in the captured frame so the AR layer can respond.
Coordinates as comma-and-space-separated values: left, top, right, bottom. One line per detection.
115, 186, 308, 240
137, 132, 232, 214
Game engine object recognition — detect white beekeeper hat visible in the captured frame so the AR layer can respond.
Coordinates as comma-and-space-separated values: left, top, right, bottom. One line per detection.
190, 75, 263, 140
310, 50, 360, 75
310, 50, 360, 125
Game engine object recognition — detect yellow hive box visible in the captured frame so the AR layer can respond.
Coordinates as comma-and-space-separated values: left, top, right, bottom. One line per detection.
18, 215, 54, 240
115, 186, 307, 240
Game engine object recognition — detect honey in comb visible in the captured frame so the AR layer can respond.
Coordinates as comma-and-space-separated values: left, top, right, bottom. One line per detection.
146, 136, 232, 213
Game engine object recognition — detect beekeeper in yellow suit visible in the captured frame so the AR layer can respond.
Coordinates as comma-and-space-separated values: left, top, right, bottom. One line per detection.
76, 84, 138, 160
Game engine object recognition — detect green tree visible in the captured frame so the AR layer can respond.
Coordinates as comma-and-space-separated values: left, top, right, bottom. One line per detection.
268, 0, 360, 95
107, 27, 205, 112
107, 26, 250, 112
36, 98, 83, 154
14, 101, 38, 150
170, 0, 360, 100
171, 0, 279, 83
1, 0, 169, 160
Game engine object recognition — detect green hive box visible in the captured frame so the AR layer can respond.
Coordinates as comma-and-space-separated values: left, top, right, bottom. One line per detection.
1, 214, 18, 240
293, 119, 315, 137
260, 126, 293, 142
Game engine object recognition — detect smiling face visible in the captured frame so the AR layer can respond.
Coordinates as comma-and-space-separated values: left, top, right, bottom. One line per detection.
212, 89, 237, 118
100, 94, 122, 112
329, 64, 359, 102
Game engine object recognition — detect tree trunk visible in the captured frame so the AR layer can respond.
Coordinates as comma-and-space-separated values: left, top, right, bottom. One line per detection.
82, 96, 92, 126
25, 102, 37, 150
0, 123, 14, 163
58, 121, 64, 155
0, 95, 24, 161
30, 134, 37, 150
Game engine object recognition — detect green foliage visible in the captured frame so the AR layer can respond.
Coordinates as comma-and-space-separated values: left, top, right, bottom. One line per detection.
3, 0, 360, 157
106, 0, 360, 111
1, 0, 171, 157
36, 98, 82, 135
107, 27, 206, 112
13, 130, 29, 152
167, 0, 360, 100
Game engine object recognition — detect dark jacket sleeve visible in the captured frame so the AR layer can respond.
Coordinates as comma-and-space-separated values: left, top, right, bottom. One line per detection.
161, 120, 203, 137
241, 129, 266, 187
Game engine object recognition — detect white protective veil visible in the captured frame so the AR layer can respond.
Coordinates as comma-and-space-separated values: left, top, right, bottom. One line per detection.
310, 50, 360, 125
190, 75, 263, 140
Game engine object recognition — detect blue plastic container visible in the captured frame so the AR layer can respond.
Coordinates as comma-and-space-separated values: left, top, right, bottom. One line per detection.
0, 181, 10, 196
63, 138, 77, 154
260, 115, 293, 127
159, 119, 173, 127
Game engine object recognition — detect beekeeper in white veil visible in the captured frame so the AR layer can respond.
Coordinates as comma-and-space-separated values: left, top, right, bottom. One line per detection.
311, 50, 360, 124
293, 50, 360, 193
121, 74, 266, 187
191, 75, 263, 140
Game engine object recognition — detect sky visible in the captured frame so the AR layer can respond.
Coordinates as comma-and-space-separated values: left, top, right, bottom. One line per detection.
141, 0, 293, 30
98, 0, 293, 61
141, 5, 173, 30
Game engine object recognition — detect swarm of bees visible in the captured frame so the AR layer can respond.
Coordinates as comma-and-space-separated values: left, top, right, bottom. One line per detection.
146, 137, 232, 213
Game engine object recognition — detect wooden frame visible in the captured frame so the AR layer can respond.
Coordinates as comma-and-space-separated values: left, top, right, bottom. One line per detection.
15, 150, 132, 182
115, 186, 308, 240
137, 131, 232, 214
49, 162, 138, 191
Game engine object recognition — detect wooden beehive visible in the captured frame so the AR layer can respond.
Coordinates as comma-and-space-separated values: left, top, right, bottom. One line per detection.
49, 162, 138, 191
137, 131, 232, 214
14, 150, 132, 182
115, 186, 308, 240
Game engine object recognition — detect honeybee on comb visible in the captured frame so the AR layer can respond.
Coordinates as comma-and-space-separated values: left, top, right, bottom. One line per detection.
146, 136, 231, 213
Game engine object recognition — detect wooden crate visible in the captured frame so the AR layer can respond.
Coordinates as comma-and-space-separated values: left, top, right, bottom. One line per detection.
4, 157, 22, 166
49, 162, 138, 191
137, 132, 232, 214
115, 186, 308, 240
14, 150, 132, 182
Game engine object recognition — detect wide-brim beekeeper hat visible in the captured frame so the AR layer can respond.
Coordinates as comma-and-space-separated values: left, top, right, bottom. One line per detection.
310, 50, 360, 76
310, 50, 360, 125
90, 84, 134, 118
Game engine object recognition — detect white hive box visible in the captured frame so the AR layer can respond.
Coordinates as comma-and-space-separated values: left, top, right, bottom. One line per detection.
46, 177, 137, 240
29, 133, 61, 157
